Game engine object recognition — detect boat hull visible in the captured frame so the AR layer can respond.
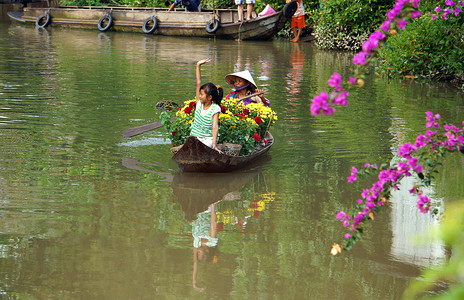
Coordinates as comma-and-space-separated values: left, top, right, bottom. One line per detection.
172, 132, 273, 172
8, 6, 288, 40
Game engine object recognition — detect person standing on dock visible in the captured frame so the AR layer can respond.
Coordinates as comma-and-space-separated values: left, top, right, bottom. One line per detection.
235, 0, 255, 22
287, 0, 305, 42
168, 0, 202, 12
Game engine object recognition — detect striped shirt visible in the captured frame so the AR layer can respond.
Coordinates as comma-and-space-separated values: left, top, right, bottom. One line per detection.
190, 101, 221, 138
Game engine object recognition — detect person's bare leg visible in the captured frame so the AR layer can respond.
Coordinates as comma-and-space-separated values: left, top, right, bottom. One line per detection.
290, 27, 297, 42
246, 4, 253, 20
237, 4, 244, 22
294, 28, 302, 42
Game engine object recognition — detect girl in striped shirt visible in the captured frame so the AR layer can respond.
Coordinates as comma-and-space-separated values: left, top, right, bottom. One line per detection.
190, 59, 224, 152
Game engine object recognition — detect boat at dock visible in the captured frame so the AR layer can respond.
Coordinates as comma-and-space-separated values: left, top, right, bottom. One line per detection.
7, 4, 297, 40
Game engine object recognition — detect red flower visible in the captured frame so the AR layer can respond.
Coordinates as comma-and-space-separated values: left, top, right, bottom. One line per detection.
177, 107, 182, 111
217, 222, 224, 232
172, 131, 177, 136
172, 143, 176, 147
263, 139, 268, 144
253, 210, 260, 218
243, 108, 250, 115
253, 133, 261, 142
189, 101, 196, 108
167, 107, 172, 111
238, 114, 246, 120
251, 200, 259, 209
254, 116, 262, 124
220, 105, 227, 113
184, 106, 192, 114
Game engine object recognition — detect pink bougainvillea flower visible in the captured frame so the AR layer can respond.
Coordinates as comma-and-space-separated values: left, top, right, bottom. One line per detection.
352, 52, 367, 65
362, 39, 379, 52
431, 14, 437, 20
333, 91, 349, 106
347, 167, 358, 182
310, 91, 335, 116
445, 0, 455, 6
370, 30, 386, 42
417, 194, 431, 213
434, 6, 442, 13
398, 19, 408, 30
348, 76, 356, 85
328, 73, 342, 88
411, 0, 420, 8
380, 20, 390, 32
411, 10, 421, 18
398, 142, 417, 157
453, 7, 462, 16
344, 233, 351, 239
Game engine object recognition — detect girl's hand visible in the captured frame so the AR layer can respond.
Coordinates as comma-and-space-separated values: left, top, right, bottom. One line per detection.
197, 58, 211, 66
212, 146, 222, 153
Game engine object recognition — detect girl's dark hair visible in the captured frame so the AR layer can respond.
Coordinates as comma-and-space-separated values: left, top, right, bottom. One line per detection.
200, 82, 223, 105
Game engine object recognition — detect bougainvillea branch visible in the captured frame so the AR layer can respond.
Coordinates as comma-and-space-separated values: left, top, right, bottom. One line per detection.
310, 0, 463, 117
330, 113, 464, 255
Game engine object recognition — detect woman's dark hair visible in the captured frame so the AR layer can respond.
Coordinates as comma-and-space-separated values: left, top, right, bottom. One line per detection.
200, 82, 223, 105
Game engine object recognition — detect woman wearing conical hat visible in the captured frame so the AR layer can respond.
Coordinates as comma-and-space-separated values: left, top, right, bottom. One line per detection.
224, 70, 270, 106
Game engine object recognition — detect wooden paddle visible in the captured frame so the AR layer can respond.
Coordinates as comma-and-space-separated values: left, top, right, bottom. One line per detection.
122, 92, 264, 138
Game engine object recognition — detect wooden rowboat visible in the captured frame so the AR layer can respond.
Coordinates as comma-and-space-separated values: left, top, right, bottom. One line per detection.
172, 132, 273, 172
8, 4, 297, 40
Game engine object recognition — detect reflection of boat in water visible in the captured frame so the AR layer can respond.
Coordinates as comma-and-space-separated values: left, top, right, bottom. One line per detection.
121, 157, 261, 219
172, 132, 273, 172
8, 5, 296, 40
172, 171, 258, 221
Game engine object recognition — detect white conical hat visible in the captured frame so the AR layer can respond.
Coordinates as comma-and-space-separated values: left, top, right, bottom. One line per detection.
225, 70, 257, 90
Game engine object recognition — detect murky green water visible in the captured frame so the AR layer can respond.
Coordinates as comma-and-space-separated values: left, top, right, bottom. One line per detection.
0, 20, 463, 299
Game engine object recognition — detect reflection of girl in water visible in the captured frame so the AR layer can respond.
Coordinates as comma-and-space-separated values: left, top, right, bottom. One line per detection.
192, 203, 219, 292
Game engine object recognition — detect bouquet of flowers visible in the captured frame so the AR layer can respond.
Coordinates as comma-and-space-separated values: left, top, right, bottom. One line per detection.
160, 98, 278, 155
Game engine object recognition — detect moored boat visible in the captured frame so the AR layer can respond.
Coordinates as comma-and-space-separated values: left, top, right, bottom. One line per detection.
172, 132, 273, 172
7, 4, 297, 40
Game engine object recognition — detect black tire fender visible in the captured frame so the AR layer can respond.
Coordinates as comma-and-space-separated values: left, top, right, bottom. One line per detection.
36, 13, 51, 28
283, 1, 298, 18
205, 19, 220, 34
142, 16, 159, 34
98, 14, 113, 32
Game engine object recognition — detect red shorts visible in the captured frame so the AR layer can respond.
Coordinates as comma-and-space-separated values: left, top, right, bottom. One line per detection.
291, 15, 305, 29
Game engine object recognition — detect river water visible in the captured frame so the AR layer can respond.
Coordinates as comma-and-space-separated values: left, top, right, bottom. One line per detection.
0, 19, 463, 299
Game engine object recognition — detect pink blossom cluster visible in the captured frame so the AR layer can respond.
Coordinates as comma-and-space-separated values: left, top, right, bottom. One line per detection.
340, 165, 409, 233
409, 187, 432, 213
432, 0, 463, 20
346, 167, 358, 182
336, 211, 351, 227
310, 73, 352, 116
338, 112, 464, 240
443, 123, 464, 150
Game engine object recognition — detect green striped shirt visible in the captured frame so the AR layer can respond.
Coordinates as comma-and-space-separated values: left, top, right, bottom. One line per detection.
190, 101, 220, 138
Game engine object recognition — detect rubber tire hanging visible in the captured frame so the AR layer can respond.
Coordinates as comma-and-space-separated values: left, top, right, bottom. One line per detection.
142, 16, 159, 34
98, 14, 113, 32
36, 13, 51, 28
283, 1, 298, 18
205, 19, 219, 34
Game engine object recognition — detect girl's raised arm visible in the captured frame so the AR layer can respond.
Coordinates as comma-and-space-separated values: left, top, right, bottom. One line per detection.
196, 58, 211, 100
